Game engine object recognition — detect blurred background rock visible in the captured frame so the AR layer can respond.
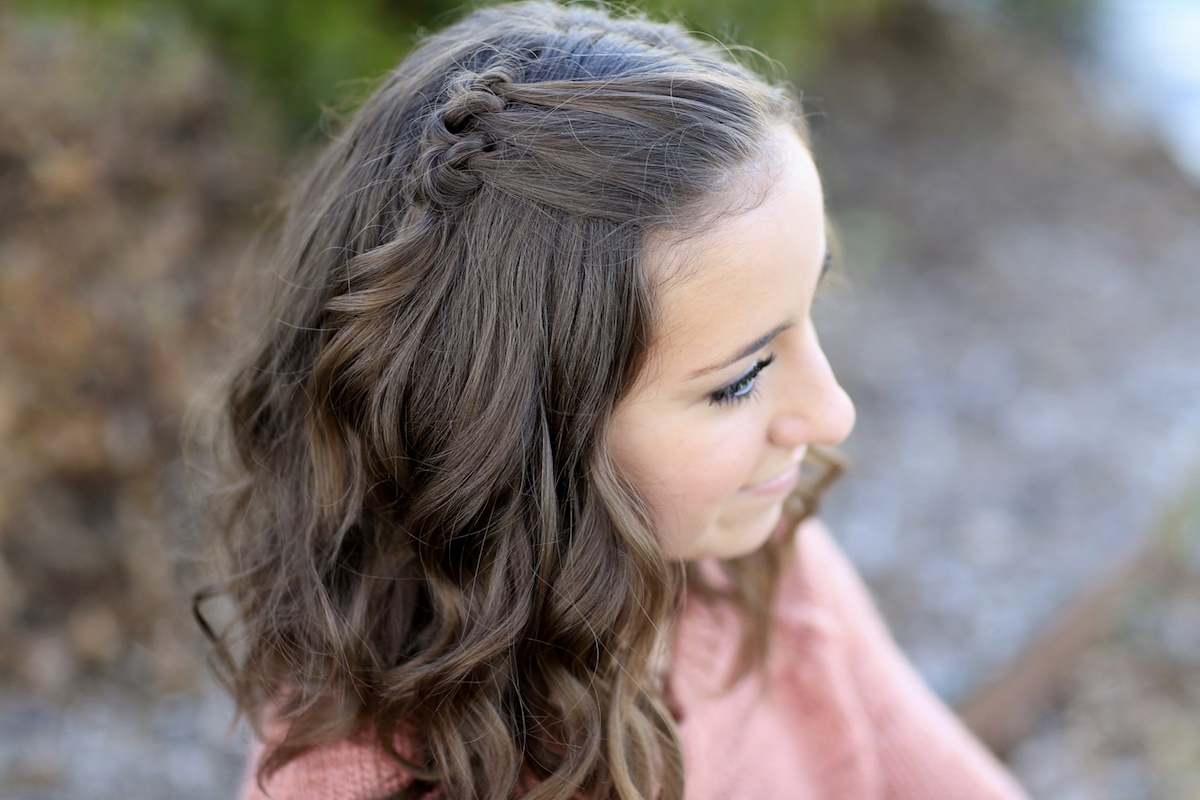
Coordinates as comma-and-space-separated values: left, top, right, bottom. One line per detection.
0, 1, 1196, 798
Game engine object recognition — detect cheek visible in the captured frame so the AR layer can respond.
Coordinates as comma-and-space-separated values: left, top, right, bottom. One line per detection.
611, 410, 765, 543
670, 414, 762, 503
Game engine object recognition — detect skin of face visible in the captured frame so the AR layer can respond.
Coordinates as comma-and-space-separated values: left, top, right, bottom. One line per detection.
609, 127, 857, 561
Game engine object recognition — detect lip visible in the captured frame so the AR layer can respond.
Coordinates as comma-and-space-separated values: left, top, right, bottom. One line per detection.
739, 463, 802, 497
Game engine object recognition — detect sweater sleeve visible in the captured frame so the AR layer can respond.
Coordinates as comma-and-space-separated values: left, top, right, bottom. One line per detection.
796, 519, 1030, 800
237, 733, 429, 800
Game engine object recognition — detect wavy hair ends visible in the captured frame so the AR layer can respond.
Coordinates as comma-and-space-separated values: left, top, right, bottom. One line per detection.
197, 2, 808, 799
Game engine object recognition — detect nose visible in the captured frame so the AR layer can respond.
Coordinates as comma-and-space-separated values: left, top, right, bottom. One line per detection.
768, 322, 856, 448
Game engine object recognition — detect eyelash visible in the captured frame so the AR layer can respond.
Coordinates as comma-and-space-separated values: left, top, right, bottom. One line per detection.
709, 354, 776, 407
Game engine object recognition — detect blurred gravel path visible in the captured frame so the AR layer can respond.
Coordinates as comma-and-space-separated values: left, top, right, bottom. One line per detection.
1, 685, 248, 800
812, 4, 1200, 706
809, 11, 1200, 798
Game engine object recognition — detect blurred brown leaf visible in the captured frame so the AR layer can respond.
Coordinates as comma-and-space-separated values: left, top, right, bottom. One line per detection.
0, 10, 283, 694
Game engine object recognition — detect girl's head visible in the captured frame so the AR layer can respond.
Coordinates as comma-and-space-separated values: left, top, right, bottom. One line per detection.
613, 125, 855, 561
206, 2, 852, 798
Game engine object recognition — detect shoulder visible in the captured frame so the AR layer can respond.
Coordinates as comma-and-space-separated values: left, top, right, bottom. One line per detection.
793, 515, 853, 575
671, 517, 860, 687
785, 520, 1032, 799
779, 516, 877, 617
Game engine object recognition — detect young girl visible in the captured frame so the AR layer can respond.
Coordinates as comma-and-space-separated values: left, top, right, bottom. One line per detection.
202, 2, 1030, 798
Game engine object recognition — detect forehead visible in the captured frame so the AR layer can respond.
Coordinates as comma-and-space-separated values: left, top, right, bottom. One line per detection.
639, 131, 826, 377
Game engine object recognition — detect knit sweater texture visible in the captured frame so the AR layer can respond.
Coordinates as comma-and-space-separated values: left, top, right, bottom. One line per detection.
238, 520, 1029, 799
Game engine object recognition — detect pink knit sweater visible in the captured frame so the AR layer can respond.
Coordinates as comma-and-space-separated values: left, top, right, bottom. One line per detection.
239, 520, 1029, 799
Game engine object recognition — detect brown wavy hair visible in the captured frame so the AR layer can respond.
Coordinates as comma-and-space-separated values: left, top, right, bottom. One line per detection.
195, 3, 833, 798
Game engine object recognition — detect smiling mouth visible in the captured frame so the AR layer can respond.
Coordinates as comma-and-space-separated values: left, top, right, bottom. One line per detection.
740, 463, 802, 497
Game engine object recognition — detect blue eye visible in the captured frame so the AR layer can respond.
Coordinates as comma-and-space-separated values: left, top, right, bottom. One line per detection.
709, 354, 775, 407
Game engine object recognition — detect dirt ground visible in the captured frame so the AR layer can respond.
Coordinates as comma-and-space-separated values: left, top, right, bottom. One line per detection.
0, 7, 1197, 799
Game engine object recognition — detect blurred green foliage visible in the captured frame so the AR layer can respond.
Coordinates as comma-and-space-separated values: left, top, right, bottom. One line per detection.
15, 0, 902, 138
1000, 0, 1094, 25
17, 0, 421, 137
16, 0, 1092, 140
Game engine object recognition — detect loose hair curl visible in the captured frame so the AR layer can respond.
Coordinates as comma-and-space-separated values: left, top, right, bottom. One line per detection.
196, 3, 819, 799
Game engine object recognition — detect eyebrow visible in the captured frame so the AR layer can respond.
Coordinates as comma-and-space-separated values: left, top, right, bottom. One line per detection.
688, 322, 794, 380
687, 251, 833, 381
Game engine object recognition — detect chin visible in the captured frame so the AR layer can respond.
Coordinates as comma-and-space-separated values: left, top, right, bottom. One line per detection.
702, 504, 786, 561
